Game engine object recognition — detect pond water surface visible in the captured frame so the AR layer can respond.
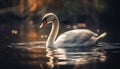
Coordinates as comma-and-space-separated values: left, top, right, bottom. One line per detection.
0, 42, 120, 69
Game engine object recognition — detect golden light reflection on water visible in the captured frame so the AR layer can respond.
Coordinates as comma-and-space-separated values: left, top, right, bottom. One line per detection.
46, 53, 54, 69
11, 43, 107, 69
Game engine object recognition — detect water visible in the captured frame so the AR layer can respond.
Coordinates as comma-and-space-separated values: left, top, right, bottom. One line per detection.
0, 42, 120, 69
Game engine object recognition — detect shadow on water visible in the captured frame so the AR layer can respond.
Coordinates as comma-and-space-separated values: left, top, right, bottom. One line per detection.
0, 42, 120, 69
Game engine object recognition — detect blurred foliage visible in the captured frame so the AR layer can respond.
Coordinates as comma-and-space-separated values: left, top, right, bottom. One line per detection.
0, 0, 120, 43
0, 0, 106, 22
0, 0, 108, 32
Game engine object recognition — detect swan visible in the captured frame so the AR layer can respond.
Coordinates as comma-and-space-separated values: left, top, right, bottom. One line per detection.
40, 13, 107, 48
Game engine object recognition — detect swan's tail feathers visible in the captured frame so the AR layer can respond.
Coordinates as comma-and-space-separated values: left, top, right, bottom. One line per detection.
95, 32, 107, 42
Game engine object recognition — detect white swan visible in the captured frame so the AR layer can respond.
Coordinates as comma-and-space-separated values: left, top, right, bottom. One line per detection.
40, 13, 107, 48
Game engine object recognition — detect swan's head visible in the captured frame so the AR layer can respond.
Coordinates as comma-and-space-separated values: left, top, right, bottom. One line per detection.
40, 13, 57, 28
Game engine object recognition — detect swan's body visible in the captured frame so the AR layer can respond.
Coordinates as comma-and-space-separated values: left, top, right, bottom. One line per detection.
40, 13, 107, 48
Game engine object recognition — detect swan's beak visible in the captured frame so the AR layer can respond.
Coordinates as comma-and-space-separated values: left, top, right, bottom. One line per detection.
40, 20, 47, 28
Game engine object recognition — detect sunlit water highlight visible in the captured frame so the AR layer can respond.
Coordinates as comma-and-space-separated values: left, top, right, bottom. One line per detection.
0, 42, 120, 69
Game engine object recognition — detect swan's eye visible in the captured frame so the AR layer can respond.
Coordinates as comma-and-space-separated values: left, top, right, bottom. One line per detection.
42, 17, 47, 23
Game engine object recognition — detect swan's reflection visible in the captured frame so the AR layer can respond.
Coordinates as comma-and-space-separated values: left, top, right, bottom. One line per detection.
45, 47, 107, 69
45, 48, 55, 69
18, 48, 106, 69
10, 43, 107, 69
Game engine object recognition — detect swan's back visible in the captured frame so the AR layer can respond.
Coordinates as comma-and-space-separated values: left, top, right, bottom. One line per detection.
55, 29, 98, 47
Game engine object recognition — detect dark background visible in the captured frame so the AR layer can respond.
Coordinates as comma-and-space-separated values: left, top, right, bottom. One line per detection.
99, 0, 120, 42
0, 0, 120, 45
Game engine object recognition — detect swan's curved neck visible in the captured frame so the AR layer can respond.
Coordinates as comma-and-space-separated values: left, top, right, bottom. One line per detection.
46, 16, 59, 48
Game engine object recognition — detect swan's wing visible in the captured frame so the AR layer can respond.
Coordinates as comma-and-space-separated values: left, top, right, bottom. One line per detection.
55, 29, 97, 47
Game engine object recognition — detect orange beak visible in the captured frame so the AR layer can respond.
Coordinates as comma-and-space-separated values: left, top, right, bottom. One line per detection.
40, 20, 47, 28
